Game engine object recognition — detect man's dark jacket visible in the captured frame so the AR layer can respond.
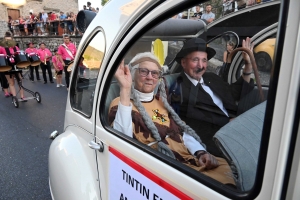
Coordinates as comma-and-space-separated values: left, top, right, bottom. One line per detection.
170, 71, 254, 156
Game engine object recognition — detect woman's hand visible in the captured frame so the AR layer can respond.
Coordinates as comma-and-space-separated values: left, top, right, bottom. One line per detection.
114, 60, 132, 106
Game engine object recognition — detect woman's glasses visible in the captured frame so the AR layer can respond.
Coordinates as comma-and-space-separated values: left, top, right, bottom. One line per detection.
138, 68, 162, 79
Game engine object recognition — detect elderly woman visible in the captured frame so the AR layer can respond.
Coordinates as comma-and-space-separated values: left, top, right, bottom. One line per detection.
108, 52, 236, 186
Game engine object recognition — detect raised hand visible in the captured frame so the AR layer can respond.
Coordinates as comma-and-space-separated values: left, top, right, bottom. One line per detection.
242, 37, 254, 63
114, 60, 132, 106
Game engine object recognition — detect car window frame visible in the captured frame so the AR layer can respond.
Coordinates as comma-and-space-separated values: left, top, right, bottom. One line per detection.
70, 29, 106, 118
97, 0, 288, 199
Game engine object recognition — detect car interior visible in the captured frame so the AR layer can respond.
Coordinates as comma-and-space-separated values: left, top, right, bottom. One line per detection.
99, 2, 276, 192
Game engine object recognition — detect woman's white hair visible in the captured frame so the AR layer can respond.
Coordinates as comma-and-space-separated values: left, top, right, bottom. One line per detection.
128, 52, 161, 81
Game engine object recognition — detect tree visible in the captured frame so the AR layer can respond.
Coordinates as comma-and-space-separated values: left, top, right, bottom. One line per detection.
101, 0, 109, 6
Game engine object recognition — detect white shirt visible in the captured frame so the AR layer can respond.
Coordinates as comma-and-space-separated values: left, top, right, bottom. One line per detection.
113, 89, 205, 155
41, 13, 48, 23
184, 73, 229, 117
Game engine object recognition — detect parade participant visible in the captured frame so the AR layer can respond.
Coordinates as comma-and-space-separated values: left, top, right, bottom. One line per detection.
52, 48, 64, 87
109, 52, 236, 186
170, 37, 254, 157
37, 42, 53, 84
0, 46, 10, 97
57, 34, 77, 90
2, 32, 26, 101
25, 42, 41, 82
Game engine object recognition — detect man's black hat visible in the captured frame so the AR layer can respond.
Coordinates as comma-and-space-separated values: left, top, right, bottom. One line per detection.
175, 38, 216, 63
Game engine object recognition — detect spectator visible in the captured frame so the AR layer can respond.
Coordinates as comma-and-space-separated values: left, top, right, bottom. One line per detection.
191, 5, 203, 20
35, 12, 43, 36
247, 0, 256, 6
83, 5, 87, 10
37, 42, 54, 84
223, 0, 235, 15
201, 4, 215, 24
18, 16, 25, 36
24, 15, 31, 36
172, 13, 182, 19
96, 7, 99, 13
67, 12, 75, 35
223, 40, 235, 63
59, 11, 68, 34
50, 11, 59, 35
87, 2, 93, 11
29, 12, 35, 35
7, 16, 13, 33
52, 48, 64, 87
41, 10, 48, 35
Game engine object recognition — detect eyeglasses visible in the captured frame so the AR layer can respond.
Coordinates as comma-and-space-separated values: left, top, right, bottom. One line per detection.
137, 68, 162, 79
186, 57, 207, 64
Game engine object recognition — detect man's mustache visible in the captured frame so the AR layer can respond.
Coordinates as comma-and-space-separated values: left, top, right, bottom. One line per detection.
196, 68, 204, 73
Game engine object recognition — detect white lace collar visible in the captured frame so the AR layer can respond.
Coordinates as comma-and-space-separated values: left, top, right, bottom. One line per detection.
134, 89, 154, 102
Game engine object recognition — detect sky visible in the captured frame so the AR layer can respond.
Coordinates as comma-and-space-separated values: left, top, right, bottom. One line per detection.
78, 0, 103, 11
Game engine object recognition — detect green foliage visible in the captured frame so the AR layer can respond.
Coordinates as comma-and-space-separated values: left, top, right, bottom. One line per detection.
101, 0, 109, 6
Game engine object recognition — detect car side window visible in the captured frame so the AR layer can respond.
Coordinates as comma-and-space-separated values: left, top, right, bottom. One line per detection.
70, 31, 105, 117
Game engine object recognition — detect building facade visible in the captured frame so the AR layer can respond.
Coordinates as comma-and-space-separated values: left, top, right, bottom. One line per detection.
0, 0, 79, 37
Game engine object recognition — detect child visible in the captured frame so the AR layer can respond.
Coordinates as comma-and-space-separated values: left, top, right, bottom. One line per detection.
52, 49, 64, 87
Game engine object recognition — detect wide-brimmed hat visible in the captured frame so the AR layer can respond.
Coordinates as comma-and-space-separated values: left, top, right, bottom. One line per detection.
175, 38, 216, 63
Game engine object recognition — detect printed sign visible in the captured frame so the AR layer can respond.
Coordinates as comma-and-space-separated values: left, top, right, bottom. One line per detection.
109, 147, 192, 200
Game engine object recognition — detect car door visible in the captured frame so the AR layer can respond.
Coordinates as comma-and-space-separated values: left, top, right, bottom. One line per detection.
49, 30, 106, 199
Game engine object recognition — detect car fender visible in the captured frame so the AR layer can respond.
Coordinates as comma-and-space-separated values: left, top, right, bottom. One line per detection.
49, 129, 100, 200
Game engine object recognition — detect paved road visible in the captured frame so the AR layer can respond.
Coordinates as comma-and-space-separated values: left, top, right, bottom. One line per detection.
0, 71, 67, 199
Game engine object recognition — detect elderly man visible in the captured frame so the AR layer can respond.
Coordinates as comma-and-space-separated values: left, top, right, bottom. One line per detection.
170, 37, 254, 157
201, 4, 215, 24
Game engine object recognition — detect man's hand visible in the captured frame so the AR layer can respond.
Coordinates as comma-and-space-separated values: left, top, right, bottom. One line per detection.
196, 151, 219, 170
242, 37, 254, 63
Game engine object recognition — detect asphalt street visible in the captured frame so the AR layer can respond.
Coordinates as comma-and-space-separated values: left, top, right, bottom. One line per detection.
0, 70, 67, 199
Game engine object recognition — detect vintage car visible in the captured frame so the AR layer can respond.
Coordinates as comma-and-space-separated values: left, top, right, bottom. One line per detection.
49, 0, 300, 199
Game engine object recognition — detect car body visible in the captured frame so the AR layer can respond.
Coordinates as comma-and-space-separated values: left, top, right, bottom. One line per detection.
49, 0, 300, 199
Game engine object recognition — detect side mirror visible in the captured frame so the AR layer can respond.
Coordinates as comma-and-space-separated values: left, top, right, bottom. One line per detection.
207, 31, 239, 81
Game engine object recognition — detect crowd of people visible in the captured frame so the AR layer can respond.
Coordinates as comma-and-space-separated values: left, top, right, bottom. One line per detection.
0, 32, 77, 101
174, 0, 273, 24
7, 1, 99, 37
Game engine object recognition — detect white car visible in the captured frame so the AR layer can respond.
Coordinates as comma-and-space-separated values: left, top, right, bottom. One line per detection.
49, 0, 300, 199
